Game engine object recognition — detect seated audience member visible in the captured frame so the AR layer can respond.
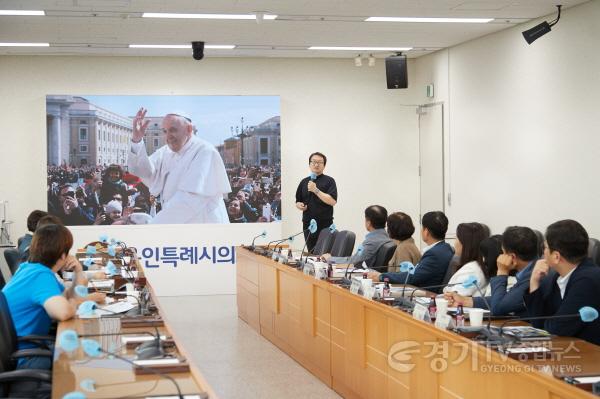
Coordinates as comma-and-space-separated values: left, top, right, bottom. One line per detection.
323, 205, 391, 268
386, 212, 421, 272
443, 223, 489, 296
17, 210, 48, 261
525, 220, 600, 345
446, 227, 538, 316
18, 215, 64, 262
50, 184, 95, 225
371, 211, 454, 291
480, 235, 503, 283
2, 224, 104, 370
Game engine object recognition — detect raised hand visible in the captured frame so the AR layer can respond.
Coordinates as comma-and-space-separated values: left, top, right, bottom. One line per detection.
132, 107, 150, 143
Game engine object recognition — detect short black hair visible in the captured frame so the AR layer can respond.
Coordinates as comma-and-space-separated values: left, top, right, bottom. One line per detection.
387, 212, 415, 241
309, 152, 327, 166
26, 210, 48, 232
421, 211, 448, 240
365, 205, 388, 230
502, 226, 538, 262
545, 220, 589, 264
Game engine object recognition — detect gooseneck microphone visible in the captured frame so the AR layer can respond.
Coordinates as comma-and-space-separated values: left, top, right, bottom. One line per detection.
248, 231, 267, 250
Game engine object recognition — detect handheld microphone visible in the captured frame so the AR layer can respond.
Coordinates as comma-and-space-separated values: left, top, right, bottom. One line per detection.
306, 172, 317, 205
58, 330, 184, 399
248, 230, 267, 250
497, 306, 599, 341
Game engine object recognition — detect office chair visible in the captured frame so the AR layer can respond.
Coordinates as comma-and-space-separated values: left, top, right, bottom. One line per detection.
370, 241, 397, 272
330, 230, 355, 257
0, 292, 53, 398
312, 229, 338, 256
3, 249, 21, 276
589, 238, 600, 266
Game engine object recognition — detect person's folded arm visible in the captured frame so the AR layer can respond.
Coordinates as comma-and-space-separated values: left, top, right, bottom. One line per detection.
489, 275, 527, 316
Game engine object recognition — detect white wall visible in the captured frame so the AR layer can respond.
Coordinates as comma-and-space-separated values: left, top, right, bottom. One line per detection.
0, 56, 421, 249
414, 0, 600, 238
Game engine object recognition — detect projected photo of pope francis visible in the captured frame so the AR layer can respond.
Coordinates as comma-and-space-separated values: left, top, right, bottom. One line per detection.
129, 107, 231, 224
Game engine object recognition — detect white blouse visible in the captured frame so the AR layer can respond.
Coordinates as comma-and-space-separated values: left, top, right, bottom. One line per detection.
443, 260, 488, 297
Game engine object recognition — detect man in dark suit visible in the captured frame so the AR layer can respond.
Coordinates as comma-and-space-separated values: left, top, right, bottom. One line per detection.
371, 211, 454, 292
524, 220, 600, 345
445, 226, 538, 316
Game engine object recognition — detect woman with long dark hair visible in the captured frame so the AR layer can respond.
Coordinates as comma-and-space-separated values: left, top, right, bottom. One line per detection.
443, 222, 489, 296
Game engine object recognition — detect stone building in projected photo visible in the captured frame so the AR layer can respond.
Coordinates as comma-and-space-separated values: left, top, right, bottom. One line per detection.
46, 95, 132, 166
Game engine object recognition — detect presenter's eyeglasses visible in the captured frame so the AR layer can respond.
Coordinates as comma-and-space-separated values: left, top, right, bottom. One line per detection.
310, 161, 324, 165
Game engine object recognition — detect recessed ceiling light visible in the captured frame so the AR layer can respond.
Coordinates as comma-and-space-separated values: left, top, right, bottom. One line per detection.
142, 13, 277, 20
0, 42, 49, 47
366, 17, 493, 23
0, 10, 45, 16
129, 44, 235, 49
309, 46, 412, 52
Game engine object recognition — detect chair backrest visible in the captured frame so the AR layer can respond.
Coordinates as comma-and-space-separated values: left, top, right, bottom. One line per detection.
441, 255, 461, 286
330, 230, 356, 257
371, 241, 397, 271
533, 230, 544, 258
3, 249, 21, 275
312, 229, 338, 256
0, 292, 18, 372
589, 238, 600, 266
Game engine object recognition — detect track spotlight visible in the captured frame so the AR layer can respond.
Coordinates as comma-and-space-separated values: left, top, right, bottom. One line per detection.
522, 5, 562, 45
354, 55, 362, 67
368, 54, 376, 67
191, 41, 204, 60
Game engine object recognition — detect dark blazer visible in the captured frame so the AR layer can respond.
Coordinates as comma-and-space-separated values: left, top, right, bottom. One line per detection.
380, 241, 454, 292
523, 258, 600, 345
473, 260, 535, 317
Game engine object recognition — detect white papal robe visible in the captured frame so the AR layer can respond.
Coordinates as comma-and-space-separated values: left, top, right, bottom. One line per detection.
128, 135, 231, 224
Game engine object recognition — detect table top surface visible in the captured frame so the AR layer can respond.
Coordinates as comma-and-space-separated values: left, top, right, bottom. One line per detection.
52, 246, 216, 399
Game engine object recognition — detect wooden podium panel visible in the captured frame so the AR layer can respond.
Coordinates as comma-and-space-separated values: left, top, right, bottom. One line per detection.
237, 247, 597, 399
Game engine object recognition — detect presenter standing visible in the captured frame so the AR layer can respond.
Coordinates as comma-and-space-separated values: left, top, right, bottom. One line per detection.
295, 152, 337, 251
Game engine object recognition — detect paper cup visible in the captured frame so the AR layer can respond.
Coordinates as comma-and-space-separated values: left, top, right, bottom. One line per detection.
436, 298, 449, 315
468, 308, 485, 327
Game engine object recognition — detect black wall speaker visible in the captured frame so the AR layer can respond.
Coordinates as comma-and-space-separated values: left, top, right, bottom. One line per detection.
192, 41, 205, 60
385, 54, 408, 89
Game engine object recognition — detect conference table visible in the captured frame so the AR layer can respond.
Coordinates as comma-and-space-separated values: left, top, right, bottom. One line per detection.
51, 247, 217, 399
237, 246, 600, 399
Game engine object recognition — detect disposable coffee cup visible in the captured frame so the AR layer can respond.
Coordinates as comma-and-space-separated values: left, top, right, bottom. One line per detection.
468, 308, 485, 327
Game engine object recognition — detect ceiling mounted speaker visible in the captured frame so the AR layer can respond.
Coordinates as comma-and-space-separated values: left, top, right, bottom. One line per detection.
385, 54, 407, 89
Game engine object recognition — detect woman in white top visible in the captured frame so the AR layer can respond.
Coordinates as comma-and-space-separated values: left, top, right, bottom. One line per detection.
444, 223, 489, 296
